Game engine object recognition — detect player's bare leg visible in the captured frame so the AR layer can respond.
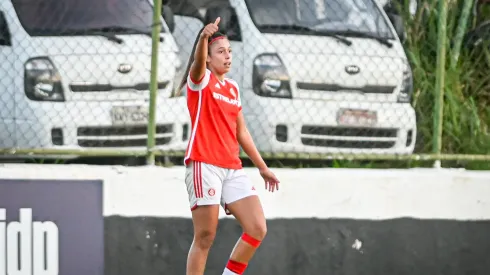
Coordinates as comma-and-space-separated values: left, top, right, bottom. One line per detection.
187, 205, 220, 275
222, 195, 267, 275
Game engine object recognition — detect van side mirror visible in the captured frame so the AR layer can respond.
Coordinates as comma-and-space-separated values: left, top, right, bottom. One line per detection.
204, 6, 241, 41
162, 5, 175, 33
0, 11, 12, 46
387, 12, 406, 43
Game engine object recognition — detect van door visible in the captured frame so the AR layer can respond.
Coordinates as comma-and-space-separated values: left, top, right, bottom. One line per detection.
0, 10, 16, 148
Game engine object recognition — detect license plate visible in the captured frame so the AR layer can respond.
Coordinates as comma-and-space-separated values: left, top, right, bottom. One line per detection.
337, 109, 377, 126
110, 106, 149, 125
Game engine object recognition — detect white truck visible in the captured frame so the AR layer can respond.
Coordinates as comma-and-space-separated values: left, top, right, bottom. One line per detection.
171, 0, 417, 156
0, 0, 189, 160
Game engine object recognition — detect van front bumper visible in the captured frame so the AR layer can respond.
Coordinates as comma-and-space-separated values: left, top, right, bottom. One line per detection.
242, 95, 417, 156
7, 97, 190, 159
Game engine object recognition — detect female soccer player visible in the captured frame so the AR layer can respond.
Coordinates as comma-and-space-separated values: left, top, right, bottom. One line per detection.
177, 17, 280, 275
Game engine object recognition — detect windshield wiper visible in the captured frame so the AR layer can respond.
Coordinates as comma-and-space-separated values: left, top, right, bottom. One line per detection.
84, 30, 124, 44
100, 26, 164, 42
333, 29, 393, 48
259, 24, 352, 46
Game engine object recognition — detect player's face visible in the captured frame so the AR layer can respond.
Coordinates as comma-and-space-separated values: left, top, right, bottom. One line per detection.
207, 38, 232, 75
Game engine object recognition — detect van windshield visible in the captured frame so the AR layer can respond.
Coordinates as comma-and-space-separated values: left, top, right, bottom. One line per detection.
244, 0, 394, 39
11, 0, 162, 36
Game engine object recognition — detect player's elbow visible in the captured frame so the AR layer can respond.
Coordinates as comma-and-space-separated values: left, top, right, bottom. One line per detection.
236, 112, 251, 146
237, 126, 249, 145
237, 131, 245, 147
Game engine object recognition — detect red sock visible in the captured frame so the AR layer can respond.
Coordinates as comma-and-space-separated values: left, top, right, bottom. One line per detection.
226, 259, 247, 274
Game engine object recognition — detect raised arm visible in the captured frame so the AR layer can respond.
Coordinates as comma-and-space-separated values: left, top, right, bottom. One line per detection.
189, 17, 221, 82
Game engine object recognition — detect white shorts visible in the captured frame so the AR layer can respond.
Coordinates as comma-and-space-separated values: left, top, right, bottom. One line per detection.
185, 160, 258, 215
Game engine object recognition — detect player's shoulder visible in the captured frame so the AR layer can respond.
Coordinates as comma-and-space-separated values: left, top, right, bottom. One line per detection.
224, 77, 239, 90
187, 68, 213, 91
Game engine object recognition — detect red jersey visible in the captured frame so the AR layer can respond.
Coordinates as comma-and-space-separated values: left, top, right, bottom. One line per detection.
184, 69, 243, 169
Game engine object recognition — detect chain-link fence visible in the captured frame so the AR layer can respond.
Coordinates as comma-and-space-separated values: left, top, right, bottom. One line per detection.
0, 0, 488, 169
0, 0, 188, 163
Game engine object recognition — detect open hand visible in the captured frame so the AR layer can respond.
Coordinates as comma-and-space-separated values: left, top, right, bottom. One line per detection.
201, 17, 220, 38
259, 168, 279, 192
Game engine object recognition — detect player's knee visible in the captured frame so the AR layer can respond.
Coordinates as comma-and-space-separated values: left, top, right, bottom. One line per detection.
195, 228, 216, 249
246, 220, 267, 241
256, 221, 267, 240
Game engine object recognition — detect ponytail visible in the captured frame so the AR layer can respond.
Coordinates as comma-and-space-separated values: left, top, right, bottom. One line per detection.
173, 28, 228, 97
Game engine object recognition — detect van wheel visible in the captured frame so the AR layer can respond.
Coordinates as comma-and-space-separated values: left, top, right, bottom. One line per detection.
69, 156, 145, 166
155, 156, 183, 166
120, 157, 146, 166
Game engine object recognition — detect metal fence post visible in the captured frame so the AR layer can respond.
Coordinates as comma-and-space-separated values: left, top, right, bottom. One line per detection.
433, 0, 449, 168
147, 0, 163, 165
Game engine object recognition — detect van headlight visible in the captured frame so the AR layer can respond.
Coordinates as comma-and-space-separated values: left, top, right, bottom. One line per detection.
398, 61, 413, 103
24, 57, 65, 102
252, 54, 292, 98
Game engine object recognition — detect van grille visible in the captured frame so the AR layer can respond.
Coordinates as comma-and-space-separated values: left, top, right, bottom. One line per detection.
77, 124, 173, 147
300, 125, 397, 149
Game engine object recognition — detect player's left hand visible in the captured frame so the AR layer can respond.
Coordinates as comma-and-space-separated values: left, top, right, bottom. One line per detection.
259, 168, 279, 192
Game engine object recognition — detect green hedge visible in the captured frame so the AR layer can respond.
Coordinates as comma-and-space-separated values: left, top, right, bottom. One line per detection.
402, 0, 489, 169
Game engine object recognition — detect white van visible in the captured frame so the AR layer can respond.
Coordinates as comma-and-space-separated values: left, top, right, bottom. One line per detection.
171, 0, 417, 156
0, 0, 189, 159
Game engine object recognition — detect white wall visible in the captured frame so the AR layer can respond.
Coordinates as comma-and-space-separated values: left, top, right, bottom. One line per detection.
1, 164, 489, 220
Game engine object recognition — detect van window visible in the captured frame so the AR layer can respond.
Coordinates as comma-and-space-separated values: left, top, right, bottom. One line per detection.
167, 0, 228, 18
11, 0, 163, 36
244, 0, 394, 39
